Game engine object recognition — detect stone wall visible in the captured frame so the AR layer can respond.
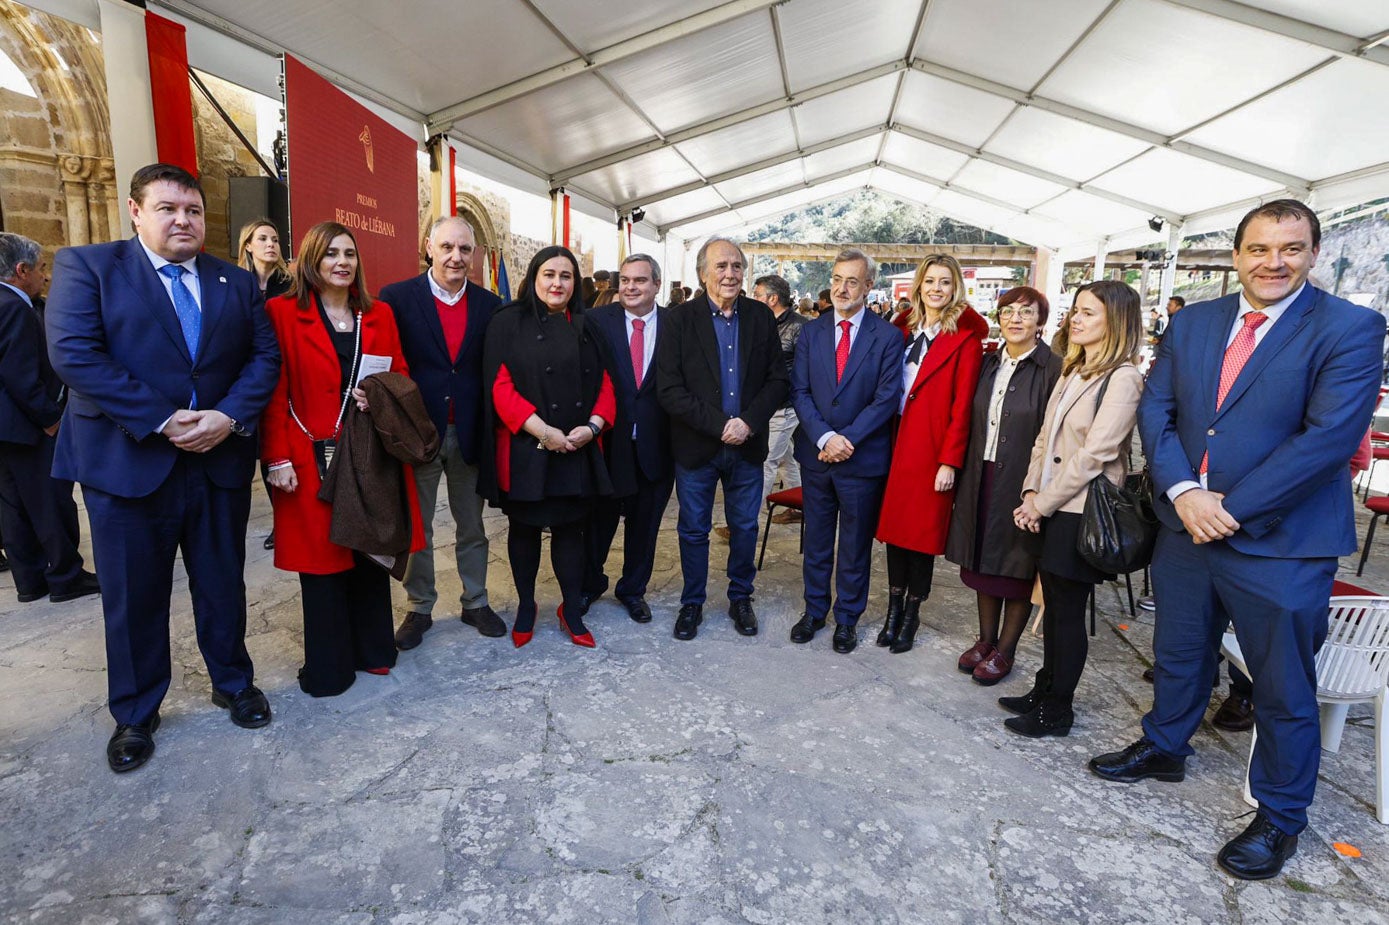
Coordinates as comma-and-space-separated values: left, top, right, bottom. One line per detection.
1317, 211, 1389, 309
191, 70, 269, 262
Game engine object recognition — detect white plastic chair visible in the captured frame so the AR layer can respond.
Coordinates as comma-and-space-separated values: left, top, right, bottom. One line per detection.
1221, 595, 1389, 824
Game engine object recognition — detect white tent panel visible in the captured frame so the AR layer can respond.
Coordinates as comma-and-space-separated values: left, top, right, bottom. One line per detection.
777, 0, 923, 92
880, 132, 970, 180
952, 160, 1070, 211
713, 160, 808, 204
674, 110, 798, 176
1089, 147, 1283, 217
1034, 189, 1153, 238
601, 15, 782, 133
454, 74, 653, 174
930, 190, 1020, 232
802, 137, 883, 178
667, 212, 740, 240
565, 148, 704, 207
1313, 168, 1389, 217
996, 213, 1084, 251
982, 107, 1149, 183
871, 167, 945, 207
1039, 0, 1330, 136
531, 0, 730, 53
1182, 58, 1389, 182
893, 70, 1017, 148
1247, 0, 1389, 38
641, 187, 727, 229
791, 74, 897, 147
728, 170, 872, 223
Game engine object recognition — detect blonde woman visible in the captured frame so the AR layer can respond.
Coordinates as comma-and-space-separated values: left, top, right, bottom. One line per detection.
875, 255, 988, 653
1004, 279, 1145, 737
236, 219, 291, 301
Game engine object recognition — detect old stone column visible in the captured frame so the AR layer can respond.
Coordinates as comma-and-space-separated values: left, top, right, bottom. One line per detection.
59, 154, 92, 246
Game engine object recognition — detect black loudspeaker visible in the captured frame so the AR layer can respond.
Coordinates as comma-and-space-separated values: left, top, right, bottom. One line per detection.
228, 176, 290, 261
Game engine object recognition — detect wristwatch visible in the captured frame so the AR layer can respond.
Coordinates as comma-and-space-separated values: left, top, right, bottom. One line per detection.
228, 418, 248, 436
587, 421, 602, 438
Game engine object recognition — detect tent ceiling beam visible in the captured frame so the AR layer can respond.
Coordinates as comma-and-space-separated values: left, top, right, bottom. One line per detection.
1159, 0, 1389, 69
658, 163, 872, 234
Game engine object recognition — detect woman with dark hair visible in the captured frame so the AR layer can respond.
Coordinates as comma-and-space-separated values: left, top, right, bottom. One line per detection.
875, 254, 988, 654
1004, 279, 1145, 736
945, 286, 1062, 685
261, 221, 421, 697
482, 246, 616, 649
236, 219, 292, 301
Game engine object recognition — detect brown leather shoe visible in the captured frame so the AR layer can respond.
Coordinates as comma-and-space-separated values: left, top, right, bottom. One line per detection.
958, 639, 994, 673
713, 525, 731, 542
771, 509, 803, 524
1211, 693, 1255, 731
972, 649, 1014, 685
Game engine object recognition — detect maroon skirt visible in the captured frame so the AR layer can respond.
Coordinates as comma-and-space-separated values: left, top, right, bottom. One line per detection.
958, 464, 1035, 601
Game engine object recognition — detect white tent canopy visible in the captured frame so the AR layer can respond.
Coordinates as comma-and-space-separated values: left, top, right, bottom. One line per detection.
27, 0, 1389, 255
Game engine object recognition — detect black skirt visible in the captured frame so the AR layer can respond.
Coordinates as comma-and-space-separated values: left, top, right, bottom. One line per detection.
1038, 510, 1113, 585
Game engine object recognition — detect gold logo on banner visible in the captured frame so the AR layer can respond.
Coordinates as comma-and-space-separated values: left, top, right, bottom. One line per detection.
359, 125, 374, 173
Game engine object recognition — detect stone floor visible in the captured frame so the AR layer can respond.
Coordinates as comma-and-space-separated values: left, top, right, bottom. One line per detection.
5, 479, 1389, 924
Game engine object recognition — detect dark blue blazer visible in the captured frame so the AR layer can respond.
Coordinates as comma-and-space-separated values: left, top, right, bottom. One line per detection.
45, 237, 281, 498
379, 273, 501, 465
0, 285, 63, 445
1140, 285, 1385, 558
791, 308, 903, 478
588, 303, 672, 492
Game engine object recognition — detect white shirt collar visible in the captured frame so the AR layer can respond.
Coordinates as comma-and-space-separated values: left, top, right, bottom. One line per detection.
833, 307, 866, 331
138, 237, 197, 276
915, 319, 942, 340
427, 269, 467, 306
625, 306, 658, 325
1000, 345, 1037, 366
1237, 282, 1305, 325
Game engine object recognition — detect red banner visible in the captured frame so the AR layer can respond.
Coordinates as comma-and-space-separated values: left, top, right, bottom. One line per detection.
283, 55, 419, 289
145, 13, 197, 176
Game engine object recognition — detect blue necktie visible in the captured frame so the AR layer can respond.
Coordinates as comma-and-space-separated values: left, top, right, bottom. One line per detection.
158, 263, 201, 408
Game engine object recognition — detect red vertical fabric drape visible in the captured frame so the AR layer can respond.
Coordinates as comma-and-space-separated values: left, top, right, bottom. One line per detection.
447, 143, 457, 217
145, 12, 198, 175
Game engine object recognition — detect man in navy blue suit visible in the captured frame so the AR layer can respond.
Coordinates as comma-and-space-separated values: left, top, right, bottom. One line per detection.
787, 248, 902, 653
1090, 200, 1386, 879
381, 216, 505, 651
581, 253, 673, 623
0, 233, 97, 605
46, 164, 280, 773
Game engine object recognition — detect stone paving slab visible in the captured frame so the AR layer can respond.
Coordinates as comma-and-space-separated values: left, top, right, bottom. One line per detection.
4, 490, 1389, 923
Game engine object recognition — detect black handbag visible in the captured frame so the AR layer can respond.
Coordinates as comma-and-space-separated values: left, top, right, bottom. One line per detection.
1075, 371, 1158, 574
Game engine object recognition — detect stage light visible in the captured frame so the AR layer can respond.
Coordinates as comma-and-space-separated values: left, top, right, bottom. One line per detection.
1148, 216, 1165, 233
631, 208, 647, 224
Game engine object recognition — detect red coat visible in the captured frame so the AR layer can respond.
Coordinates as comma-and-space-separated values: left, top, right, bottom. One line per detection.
876, 307, 987, 554
261, 294, 424, 574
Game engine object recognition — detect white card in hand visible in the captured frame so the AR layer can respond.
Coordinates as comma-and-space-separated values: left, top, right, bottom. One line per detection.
355, 354, 392, 386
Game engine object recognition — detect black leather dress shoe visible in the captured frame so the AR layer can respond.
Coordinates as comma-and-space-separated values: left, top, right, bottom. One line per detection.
1089, 737, 1186, 783
50, 571, 100, 603
17, 582, 49, 603
262, 531, 275, 550
674, 604, 703, 640
107, 715, 160, 773
0, 550, 8, 572
461, 605, 507, 638
1217, 812, 1298, 880
1211, 693, 1255, 731
576, 581, 608, 617
729, 599, 758, 636
832, 624, 857, 654
789, 613, 825, 644
212, 685, 272, 729
394, 611, 433, 650
620, 596, 653, 623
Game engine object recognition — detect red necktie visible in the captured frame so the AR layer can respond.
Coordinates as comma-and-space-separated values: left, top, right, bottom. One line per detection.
1200, 311, 1268, 475
630, 318, 645, 388
835, 319, 852, 382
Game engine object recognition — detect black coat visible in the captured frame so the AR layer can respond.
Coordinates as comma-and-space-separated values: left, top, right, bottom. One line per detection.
479, 299, 614, 506
944, 341, 1062, 580
656, 294, 789, 468
0, 285, 63, 445
588, 303, 672, 495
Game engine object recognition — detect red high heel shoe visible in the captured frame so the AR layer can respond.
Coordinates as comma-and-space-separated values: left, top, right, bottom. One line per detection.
557, 604, 596, 648
512, 627, 533, 648
363, 667, 390, 676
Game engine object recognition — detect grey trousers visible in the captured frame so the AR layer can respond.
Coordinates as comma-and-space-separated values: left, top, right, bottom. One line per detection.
402, 425, 490, 612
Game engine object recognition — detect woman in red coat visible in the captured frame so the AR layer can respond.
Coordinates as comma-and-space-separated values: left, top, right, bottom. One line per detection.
261, 221, 423, 697
875, 254, 986, 654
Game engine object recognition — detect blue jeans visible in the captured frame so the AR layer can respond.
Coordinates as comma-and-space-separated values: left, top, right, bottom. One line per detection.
674, 446, 762, 606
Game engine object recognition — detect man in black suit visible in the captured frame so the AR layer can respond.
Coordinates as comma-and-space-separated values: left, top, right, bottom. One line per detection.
381, 216, 506, 650
581, 253, 672, 623
657, 238, 788, 640
0, 233, 97, 604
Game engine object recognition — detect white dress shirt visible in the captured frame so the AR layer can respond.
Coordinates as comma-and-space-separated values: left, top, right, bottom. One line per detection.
139, 239, 202, 311
625, 306, 658, 382
427, 270, 467, 306
983, 346, 1036, 462
900, 319, 942, 414
815, 307, 867, 450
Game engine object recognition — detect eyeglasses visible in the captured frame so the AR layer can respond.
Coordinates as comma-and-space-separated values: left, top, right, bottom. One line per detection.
998, 305, 1039, 320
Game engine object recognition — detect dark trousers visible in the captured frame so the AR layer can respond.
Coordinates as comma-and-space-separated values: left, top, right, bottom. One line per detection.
674, 446, 762, 606
885, 543, 935, 598
0, 436, 83, 596
1039, 569, 1095, 700
802, 466, 884, 625
509, 519, 586, 612
83, 457, 254, 726
584, 469, 673, 601
297, 554, 395, 697
1142, 529, 1334, 835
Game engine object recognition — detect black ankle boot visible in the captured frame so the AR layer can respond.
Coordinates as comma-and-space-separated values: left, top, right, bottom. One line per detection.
889, 596, 923, 654
1003, 693, 1074, 738
998, 668, 1052, 715
875, 590, 906, 647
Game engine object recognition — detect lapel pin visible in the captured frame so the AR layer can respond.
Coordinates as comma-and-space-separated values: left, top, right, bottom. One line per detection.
219, 276, 227, 283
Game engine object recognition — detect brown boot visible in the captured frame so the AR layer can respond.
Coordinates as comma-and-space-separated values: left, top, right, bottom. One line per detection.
972, 649, 1014, 686
958, 639, 994, 673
